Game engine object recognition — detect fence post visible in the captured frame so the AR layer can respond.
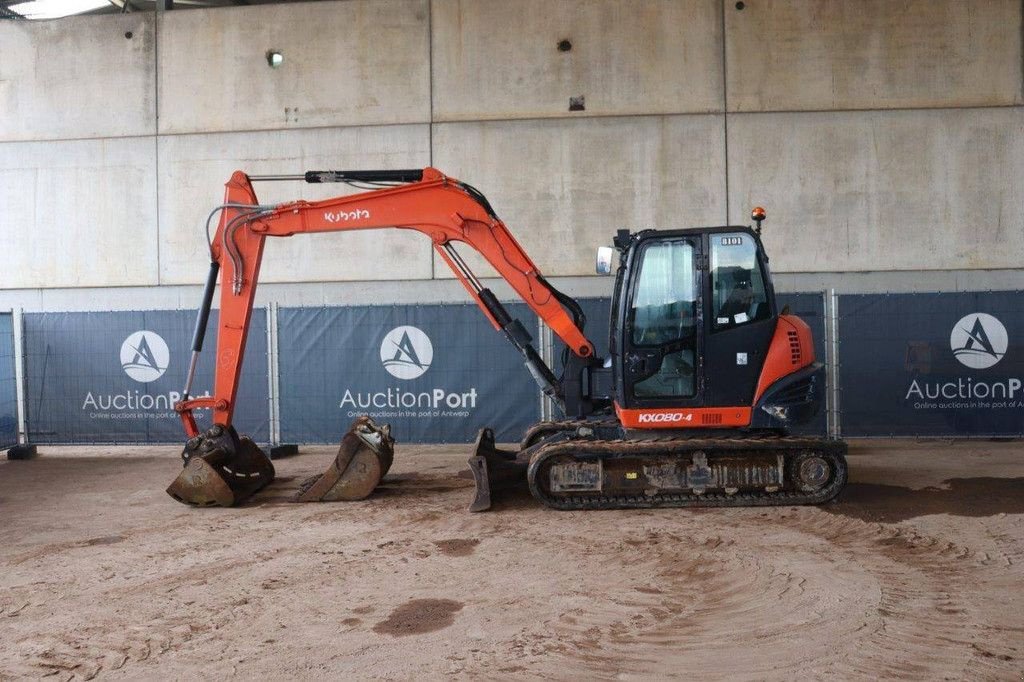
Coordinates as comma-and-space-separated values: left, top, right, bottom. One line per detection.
6, 308, 38, 458
537, 317, 553, 422
827, 289, 842, 439
13, 308, 27, 445
264, 302, 297, 458
821, 290, 833, 438
266, 302, 281, 446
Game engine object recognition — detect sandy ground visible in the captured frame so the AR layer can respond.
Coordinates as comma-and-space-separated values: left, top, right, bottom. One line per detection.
0, 439, 1022, 681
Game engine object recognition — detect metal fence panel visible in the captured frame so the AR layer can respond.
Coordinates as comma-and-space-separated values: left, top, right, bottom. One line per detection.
0, 313, 17, 449
838, 292, 1024, 437
24, 310, 269, 444
278, 303, 540, 444
22, 290, 1019, 444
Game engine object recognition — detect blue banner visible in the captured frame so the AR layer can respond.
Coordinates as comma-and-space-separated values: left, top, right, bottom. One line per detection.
278, 303, 540, 444
838, 292, 1024, 437
23, 310, 269, 444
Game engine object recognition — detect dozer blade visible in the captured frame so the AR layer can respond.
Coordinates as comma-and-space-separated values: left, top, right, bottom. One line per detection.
294, 416, 394, 502
467, 427, 527, 512
167, 429, 275, 507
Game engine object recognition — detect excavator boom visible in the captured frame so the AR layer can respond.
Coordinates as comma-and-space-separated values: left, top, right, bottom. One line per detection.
177, 167, 593, 435
168, 167, 598, 507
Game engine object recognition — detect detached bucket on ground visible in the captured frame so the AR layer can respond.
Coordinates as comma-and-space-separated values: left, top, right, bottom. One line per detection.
294, 416, 395, 502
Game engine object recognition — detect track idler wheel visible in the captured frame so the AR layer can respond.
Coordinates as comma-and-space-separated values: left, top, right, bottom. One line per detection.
294, 416, 394, 502
167, 425, 275, 507
789, 449, 842, 494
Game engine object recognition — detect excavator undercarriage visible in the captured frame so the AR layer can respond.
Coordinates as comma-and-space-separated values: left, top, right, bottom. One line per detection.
470, 420, 847, 511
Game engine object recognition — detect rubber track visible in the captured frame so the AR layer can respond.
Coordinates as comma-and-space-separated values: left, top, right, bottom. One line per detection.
527, 435, 848, 510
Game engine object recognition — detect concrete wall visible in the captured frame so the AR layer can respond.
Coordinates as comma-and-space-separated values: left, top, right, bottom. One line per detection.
157, 124, 432, 284
157, 0, 430, 134
1, 0, 1023, 311
729, 108, 1024, 273
432, 115, 726, 278
431, 0, 723, 120
725, 0, 1022, 112
0, 137, 158, 288
0, 14, 155, 141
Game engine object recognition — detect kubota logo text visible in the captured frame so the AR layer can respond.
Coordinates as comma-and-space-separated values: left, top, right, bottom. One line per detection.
637, 412, 693, 424
380, 326, 433, 380
324, 208, 370, 223
120, 331, 169, 383
951, 313, 1007, 369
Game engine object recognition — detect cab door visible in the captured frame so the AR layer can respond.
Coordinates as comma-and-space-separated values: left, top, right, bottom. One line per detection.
617, 236, 704, 409
702, 230, 777, 406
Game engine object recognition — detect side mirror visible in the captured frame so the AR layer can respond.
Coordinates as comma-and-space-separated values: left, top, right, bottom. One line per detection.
595, 246, 614, 275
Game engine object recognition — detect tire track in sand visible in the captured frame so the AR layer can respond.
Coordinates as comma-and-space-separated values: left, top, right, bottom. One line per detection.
472, 509, 1019, 680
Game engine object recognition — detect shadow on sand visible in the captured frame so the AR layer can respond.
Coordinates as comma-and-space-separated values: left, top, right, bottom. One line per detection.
827, 477, 1024, 523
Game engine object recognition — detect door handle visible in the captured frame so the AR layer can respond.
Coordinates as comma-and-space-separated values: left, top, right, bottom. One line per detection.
622, 352, 647, 374
626, 353, 648, 375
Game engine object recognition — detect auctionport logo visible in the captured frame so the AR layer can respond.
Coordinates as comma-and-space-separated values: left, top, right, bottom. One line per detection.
380, 326, 432, 380
340, 324, 477, 418
951, 313, 1007, 370
120, 331, 169, 383
906, 312, 1018, 409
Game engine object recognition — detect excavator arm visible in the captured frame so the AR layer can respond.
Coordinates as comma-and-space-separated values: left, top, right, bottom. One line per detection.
175, 167, 596, 439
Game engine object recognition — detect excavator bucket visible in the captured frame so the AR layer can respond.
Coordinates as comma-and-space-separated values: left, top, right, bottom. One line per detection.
167, 429, 275, 507
467, 428, 528, 512
294, 416, 395, 502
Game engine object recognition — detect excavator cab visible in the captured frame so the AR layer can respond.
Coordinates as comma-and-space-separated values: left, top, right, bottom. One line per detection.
607, 226, 816, 427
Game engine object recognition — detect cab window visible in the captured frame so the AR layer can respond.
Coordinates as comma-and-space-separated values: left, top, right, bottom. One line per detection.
711, 233, 769, 329
630, 240, 697, 398
631, 240, 696, 346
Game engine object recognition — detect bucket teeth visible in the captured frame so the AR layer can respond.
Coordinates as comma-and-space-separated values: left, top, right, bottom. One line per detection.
167, 428, 275, 507
294, 416, 394, 502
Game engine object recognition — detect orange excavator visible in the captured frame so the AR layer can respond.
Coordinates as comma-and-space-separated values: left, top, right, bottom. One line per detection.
167, 167, 847, 511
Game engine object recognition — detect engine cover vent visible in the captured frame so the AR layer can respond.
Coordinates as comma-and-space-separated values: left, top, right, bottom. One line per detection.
787, 329, 802, 365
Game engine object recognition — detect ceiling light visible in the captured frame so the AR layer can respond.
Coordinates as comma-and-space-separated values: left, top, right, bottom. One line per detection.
8, 0, 109, 19
266, 51, 284, 69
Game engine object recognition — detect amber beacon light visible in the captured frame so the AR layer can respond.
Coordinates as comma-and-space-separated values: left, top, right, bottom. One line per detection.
751, 206, 766, 235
